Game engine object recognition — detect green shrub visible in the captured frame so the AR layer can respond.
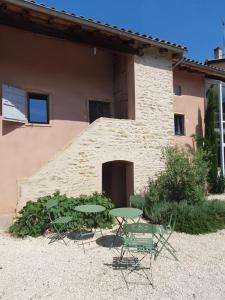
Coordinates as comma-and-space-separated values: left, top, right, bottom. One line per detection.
212, 172, 225, 194
144, 146, 225, 234
145, 147, 208, 208
158, 147, 208, 204
145, 200, 225, 234
9, 192, 114, 238
145, 180, 161, 210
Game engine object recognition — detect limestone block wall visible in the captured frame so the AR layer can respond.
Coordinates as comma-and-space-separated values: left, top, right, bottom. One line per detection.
135, 50, 174, 136
18, 49, 174, 210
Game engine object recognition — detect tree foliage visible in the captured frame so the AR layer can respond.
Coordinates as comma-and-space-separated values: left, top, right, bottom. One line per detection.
204, 85, 219, 191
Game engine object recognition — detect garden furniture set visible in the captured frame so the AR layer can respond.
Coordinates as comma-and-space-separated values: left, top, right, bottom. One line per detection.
45, 195, 177, 286
45, 201, 106, 248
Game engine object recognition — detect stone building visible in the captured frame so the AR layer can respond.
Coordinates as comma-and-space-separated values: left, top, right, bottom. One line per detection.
1, 0, 225, 228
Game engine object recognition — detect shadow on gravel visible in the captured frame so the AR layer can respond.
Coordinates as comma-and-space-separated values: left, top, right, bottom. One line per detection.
96, 234, 123, 248
67, 230, 94, 241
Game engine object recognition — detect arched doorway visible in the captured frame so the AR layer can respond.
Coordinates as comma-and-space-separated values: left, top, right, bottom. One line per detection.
102, 160, 134, 207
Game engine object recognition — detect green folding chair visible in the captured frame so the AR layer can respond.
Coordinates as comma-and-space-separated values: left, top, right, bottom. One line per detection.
45, 199, 73, 245
129, 195, 145, 210
116, 223, 158, 287
154, 214, 178, 261
129, 195, 145, 221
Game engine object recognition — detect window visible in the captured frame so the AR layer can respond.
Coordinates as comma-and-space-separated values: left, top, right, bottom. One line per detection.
174, 85, 182, 96
89, 100, 110, 123
28, 94, 49, 124
174, 114, 185, 135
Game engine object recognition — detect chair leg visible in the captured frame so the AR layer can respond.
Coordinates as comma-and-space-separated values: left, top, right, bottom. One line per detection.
120, 246, 125, 260
61, 234, 68, 246
160, 236, 176, 252
156, 239, 178, 261
110, 222, 123, 249
150, 252, 154, 288
100, 228, 103, 237
49, 224, 68, 246
157, 233, 176, 252
81, 238, 85, 253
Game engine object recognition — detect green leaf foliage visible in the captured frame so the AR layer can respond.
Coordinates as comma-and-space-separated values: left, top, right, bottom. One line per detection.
9, 192, 114, 238
145, 200, 225, 234
193, 85, 225, 193
144, 146, 225, 234
145, 146, 208, 206
205, 85, 219, 192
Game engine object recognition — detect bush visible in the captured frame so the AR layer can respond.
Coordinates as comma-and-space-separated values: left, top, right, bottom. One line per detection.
145, 147, 208, 206
144, 146, 225, 234
211, 172, 225, 194
159, 147, 208, 204
9, 192, 114, 238
145, 200, 225, 234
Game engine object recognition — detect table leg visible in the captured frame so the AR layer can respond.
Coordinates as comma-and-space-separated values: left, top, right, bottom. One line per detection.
111, 217, 125, 248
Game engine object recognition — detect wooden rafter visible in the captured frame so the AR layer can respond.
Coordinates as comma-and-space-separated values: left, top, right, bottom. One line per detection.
0, 6, 144, 55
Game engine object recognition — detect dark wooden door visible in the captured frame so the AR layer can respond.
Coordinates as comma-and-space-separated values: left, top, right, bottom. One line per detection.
89, 101, 110, 123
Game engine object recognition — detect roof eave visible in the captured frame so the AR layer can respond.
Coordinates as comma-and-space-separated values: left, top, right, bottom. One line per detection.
2, 0, 186, 54
178, 60, 225, 80
205, 58, 225, 64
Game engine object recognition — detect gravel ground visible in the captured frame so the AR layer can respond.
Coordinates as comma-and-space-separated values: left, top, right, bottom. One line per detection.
0, 228, 225, 300
207, 194, 225, 201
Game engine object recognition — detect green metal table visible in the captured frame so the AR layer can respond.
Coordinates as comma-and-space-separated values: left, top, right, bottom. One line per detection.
75, 204, 106, 214
74, 204, 106, 252
109, 207, 143, 244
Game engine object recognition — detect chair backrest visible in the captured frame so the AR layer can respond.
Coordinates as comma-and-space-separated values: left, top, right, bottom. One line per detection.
45, 199, 60, 223
129, 195, 145, 210
167, 214, 176, 231
123, 223, 159, 235
45, 199, 59, 210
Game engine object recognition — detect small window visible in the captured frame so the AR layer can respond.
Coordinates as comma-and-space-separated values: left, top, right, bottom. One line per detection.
28, 94, 49, 124
174, 85, 182, 96
174, 114, 185, 135
89, 100, 110, 123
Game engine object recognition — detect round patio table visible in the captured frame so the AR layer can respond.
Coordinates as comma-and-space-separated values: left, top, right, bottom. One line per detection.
109, 207, 142, 219
109, 207, 143, 244
75, 204, 106, 214
74, 204, 106, 252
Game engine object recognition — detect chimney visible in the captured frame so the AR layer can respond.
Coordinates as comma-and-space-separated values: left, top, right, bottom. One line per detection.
214, 47, 223, 59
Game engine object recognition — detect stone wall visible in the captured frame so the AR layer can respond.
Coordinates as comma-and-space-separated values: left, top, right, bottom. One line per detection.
113, 54, 128, 119
18, 49, 174, 210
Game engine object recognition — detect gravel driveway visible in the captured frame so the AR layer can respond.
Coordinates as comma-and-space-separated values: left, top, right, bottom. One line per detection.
0, 229, 225, 300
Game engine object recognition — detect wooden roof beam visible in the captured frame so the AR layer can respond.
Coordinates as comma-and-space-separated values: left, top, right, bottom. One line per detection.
0, 10, 139, 55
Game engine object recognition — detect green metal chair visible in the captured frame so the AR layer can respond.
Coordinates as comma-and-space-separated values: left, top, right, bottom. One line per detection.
129, 195, 145, 210
45, 199, 73, 245
154, 214, 178, 261
117, 223, 158, 286
129, 195, 145, 221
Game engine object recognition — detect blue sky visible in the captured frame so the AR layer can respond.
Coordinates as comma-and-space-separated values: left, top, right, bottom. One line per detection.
35, 0, 225, 61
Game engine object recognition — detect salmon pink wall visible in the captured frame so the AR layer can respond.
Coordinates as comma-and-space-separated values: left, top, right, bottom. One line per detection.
207, 61, 225, 69
173, 70, 205, 147
0, 25, 114, 213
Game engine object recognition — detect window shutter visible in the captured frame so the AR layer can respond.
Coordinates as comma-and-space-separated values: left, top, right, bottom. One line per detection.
2, 84, 26, 123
